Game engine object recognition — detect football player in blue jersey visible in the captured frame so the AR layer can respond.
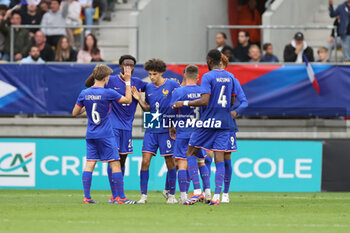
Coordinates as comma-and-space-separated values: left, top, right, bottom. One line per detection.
72, 64, 136, 204
169, 65, 212, 204
222, 56, 248, 203
132, 58, 180, 204
173, 50, 236, 206
85, 55, 148, 203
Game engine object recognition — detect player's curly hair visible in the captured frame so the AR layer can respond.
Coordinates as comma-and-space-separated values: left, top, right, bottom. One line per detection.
207, 49, 222, 66
221, 53, 229, 69
119, 55, 136, 65
92, 64, 113, 81
144, 58, 167, 73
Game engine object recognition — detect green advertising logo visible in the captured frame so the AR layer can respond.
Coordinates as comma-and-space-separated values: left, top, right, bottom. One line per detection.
0, 143, 36, 187
0, 152, 33, 177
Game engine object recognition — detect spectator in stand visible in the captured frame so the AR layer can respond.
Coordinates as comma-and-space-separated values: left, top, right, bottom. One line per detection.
90, 47, 104, 62
283, 32, 314, 63
317, 47, 329, 63
329, 0, 350, 61
233, 31, 251, 62
0, 0, 9, 7
0, 4, 7, 15
40, 0, 68, 48
216, 32, 232, 52
39, 1, 49, 17
78, 0, 95, 35
54, 35, 77, 61
248, 44, 261, 62
0, 10, 31, 61
33, 30, 54, 61
21, 45, 45, 63
19, 4, 42, 38
77, 33, 103, 62
326, 17, 341, 61
0, 5, 7, 60
61, 0, 81, 48
260, 43, 279, 62
221, 46, 235, 62
237, 0, 261, 45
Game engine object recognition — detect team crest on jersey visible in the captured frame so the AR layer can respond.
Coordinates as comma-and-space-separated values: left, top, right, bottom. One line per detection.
162, 88, 169, 97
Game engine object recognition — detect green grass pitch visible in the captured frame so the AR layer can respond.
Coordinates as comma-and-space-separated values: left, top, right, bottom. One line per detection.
1, 190, 350, 233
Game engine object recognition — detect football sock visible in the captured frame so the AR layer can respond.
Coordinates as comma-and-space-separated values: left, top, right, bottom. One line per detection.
165, 171, 170, 191
224, 159, 232, 193
187, 156, 201, 191
82, 171, 92, 199
185, 170, 190, 193
215, 161, 225, 195
178, 169, 187, 193
107, 165, 118, 198
168, 168, 177, 195
199, 165, 211, 191
112, 172, 125, 199
205, 156, 212, 177
140, 170, 149, 195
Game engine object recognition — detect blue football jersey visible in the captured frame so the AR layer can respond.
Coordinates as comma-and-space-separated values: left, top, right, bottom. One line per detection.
106, 75, 147, 130
170, 84, 202, 139
76, 86, 122, 139
230, 78, 248, 132
200, 69, 236, 129
145, 79, 180, 133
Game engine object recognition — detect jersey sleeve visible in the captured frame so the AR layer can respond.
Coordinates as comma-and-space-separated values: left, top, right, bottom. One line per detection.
231, 78, 248, 114
200, 74, 211, 94
231, 75, 237, 96
145, 85, 150, 104
75, 91, 85, 107
107, 89, 122, 102
169, 88, 181, 107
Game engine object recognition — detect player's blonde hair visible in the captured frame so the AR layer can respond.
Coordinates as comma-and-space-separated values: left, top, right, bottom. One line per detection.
92, 64, 113, 81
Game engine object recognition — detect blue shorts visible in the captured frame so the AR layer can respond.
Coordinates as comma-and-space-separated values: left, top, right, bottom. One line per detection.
113, 128, 133, 154
173, 137, 207, 160
86, 137, 119, 162
142, 132, 174, 156
189, 128, 232, 152
226, 131, 237, 152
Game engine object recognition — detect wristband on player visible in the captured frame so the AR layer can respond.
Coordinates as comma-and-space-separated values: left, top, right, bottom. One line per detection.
125, 81, 131, 85
184, 101, 189, 106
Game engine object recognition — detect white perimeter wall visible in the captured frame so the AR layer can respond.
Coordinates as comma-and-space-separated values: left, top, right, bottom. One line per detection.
136, 0, 230, 63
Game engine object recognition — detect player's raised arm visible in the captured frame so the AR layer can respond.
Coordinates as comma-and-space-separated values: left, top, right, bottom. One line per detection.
117, 66, 132, 104
132, 86, 150, 111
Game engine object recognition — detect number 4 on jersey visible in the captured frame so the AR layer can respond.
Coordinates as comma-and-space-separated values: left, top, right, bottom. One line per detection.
218, 85, 227, 107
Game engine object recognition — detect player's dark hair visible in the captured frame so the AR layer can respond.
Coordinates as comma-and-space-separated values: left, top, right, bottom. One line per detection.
184, 65, 199, 79
218, 32, 227, 39
91, 65, 113, 81
144, 58, 166, 73
119, 55, 136, 65
207, 49, 222, 66
263, 43, 272, 51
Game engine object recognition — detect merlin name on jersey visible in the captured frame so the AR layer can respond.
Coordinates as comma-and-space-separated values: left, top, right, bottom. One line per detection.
164, 118, 222, 128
